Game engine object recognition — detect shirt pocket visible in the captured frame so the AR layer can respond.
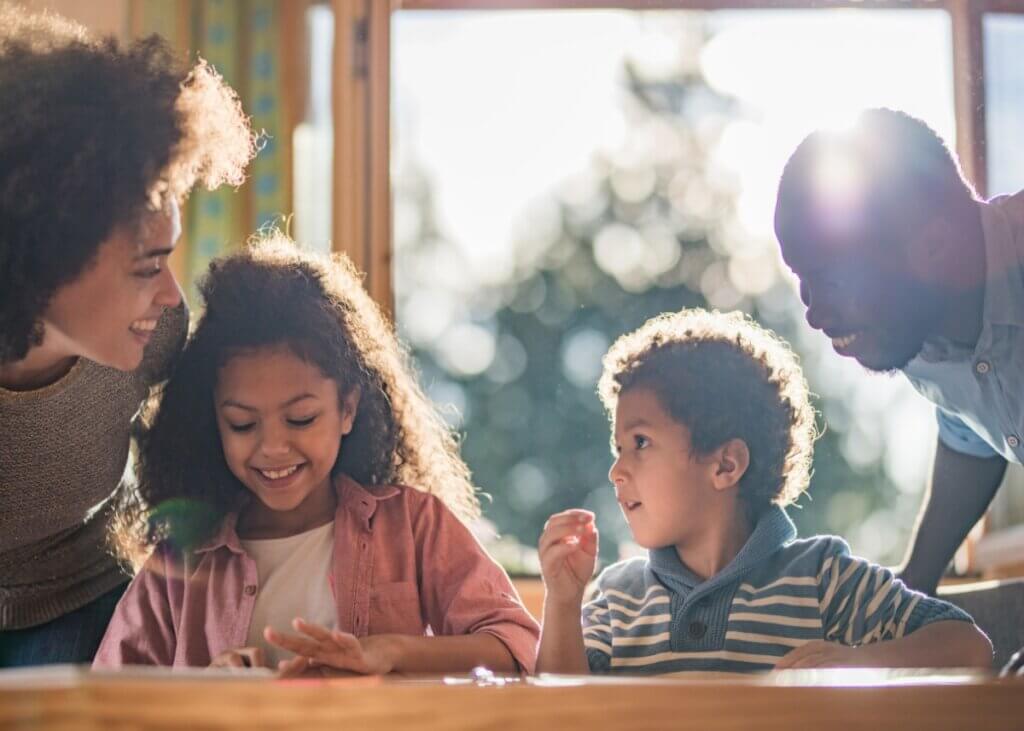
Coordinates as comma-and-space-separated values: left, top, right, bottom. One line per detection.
369, 581, 425, 635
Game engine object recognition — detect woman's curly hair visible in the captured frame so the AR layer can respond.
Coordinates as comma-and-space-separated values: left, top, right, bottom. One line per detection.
0, 4, 255, 363
114, 232, 480, 562
598, 309, 817, 521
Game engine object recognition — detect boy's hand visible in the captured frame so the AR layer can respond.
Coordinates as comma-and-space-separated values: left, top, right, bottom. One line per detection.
539, 509, 598, 606
774, 640, 861, 670
266, 619, 395, 677
209, 646, 266, 670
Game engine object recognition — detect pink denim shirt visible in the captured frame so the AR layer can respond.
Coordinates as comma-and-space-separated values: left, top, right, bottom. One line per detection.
94, 474, 539, 672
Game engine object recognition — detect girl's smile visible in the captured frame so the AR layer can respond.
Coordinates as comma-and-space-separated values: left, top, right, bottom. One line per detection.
252, 462, 308, 489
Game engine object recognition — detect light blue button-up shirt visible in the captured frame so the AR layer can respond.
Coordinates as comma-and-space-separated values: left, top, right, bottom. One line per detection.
903, 190, 1024, 463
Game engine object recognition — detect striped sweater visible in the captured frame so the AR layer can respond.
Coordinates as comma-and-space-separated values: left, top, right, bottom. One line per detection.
583, 506, 973, 674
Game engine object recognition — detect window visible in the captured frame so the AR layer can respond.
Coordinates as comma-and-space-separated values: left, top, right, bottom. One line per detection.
305, 0, 1021, 576
967, 9, 1024, 577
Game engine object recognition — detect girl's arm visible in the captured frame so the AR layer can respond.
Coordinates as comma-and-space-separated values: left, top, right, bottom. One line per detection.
368, 632, 515, 673
92, 546, 179, 668
412, 494, 540, 673
268, 619, 515, 675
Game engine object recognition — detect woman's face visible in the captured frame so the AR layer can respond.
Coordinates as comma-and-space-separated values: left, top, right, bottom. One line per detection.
42, 200, 183, 371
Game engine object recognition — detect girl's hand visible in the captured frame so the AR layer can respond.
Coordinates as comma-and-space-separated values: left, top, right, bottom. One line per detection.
209, 646, 266, 670
773, 640, 861, 670
538, 509, 598, 607
266, 619, 395, 677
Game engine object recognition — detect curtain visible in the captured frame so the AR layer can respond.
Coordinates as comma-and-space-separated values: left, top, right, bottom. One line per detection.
134, 0, 292, 298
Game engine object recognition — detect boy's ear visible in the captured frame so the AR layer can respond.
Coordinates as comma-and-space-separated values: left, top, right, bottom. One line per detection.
339, 385, 362, 436
711, 439, 750, 492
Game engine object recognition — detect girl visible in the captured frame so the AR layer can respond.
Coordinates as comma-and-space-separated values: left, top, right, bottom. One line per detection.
0, 6, 253, 665
94, 234, 539, 675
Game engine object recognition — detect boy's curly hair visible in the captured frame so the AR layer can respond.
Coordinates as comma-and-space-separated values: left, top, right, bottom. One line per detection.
114, 232, 480, 562
0, 4, 255, 363
598, 309, 816, 520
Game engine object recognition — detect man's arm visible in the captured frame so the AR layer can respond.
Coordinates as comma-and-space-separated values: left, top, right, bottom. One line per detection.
900, 438, 1007, 595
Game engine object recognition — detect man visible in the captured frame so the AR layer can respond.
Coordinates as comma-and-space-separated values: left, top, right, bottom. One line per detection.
773, 108, 1023, 674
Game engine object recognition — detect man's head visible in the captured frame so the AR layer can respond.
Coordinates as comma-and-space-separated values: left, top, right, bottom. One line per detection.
774, 108, 981, 372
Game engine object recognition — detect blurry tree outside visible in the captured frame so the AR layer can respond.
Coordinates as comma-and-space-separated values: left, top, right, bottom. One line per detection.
392, 11, 944, 572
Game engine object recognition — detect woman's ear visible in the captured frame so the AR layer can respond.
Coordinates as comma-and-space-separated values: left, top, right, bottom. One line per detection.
339, 385, 362, 436
711, 439, 750, 492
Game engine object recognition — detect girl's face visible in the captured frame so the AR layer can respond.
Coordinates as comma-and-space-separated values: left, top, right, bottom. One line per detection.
42, 200, 183, 371
214, 345, 359, 532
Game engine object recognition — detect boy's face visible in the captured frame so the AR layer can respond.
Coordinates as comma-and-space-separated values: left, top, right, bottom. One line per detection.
609, 386, 717, 550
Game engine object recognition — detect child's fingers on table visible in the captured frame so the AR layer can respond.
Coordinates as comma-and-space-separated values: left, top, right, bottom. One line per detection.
775, 642, 824, 669
238, 646, 264, 668
214, 652, 245, 669
277, 656, 311, 678
328, 630, 362, 652
265, 627, 322, 656
293, 618, 335, 642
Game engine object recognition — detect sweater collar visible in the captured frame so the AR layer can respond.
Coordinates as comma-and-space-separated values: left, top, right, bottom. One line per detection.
648, 504, 796, 597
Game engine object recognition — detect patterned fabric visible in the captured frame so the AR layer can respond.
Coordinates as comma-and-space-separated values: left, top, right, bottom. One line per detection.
136, 0, 291, 293
248, 0, 288, 232
582, 506, 973, 674
189, 0, 243, 291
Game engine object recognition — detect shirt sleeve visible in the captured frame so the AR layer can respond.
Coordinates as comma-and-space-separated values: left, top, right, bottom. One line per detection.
92, 545, 179, 668
936, 408, 999, 459
413, 494, 540, 673
581, 588, 613, 673
817, 538, 973, 646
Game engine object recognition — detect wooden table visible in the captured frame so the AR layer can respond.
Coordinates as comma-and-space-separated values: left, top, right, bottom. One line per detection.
2, 666, 1022, 730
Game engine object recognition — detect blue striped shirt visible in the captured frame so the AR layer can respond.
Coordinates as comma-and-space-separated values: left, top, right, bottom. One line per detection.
582, 506, 972, 674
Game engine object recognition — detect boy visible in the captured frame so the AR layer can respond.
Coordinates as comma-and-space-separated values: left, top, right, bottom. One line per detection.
537, 309, 992, 674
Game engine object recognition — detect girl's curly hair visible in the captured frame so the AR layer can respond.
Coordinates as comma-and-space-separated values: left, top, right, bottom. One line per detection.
598, 309, 817, 521
114, 232, 480, 562
0, 4, 255, 363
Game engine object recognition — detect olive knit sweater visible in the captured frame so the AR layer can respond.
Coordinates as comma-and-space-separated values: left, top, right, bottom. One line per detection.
0, 304, 186, 629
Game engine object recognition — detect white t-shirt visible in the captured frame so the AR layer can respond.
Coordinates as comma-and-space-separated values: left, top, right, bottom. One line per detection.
240, 521, 337, 669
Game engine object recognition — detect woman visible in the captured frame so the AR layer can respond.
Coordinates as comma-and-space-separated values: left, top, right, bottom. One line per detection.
0, 5, 255, 666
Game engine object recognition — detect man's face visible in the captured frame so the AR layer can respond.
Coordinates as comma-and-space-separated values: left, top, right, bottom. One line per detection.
780, 223, 945, 373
